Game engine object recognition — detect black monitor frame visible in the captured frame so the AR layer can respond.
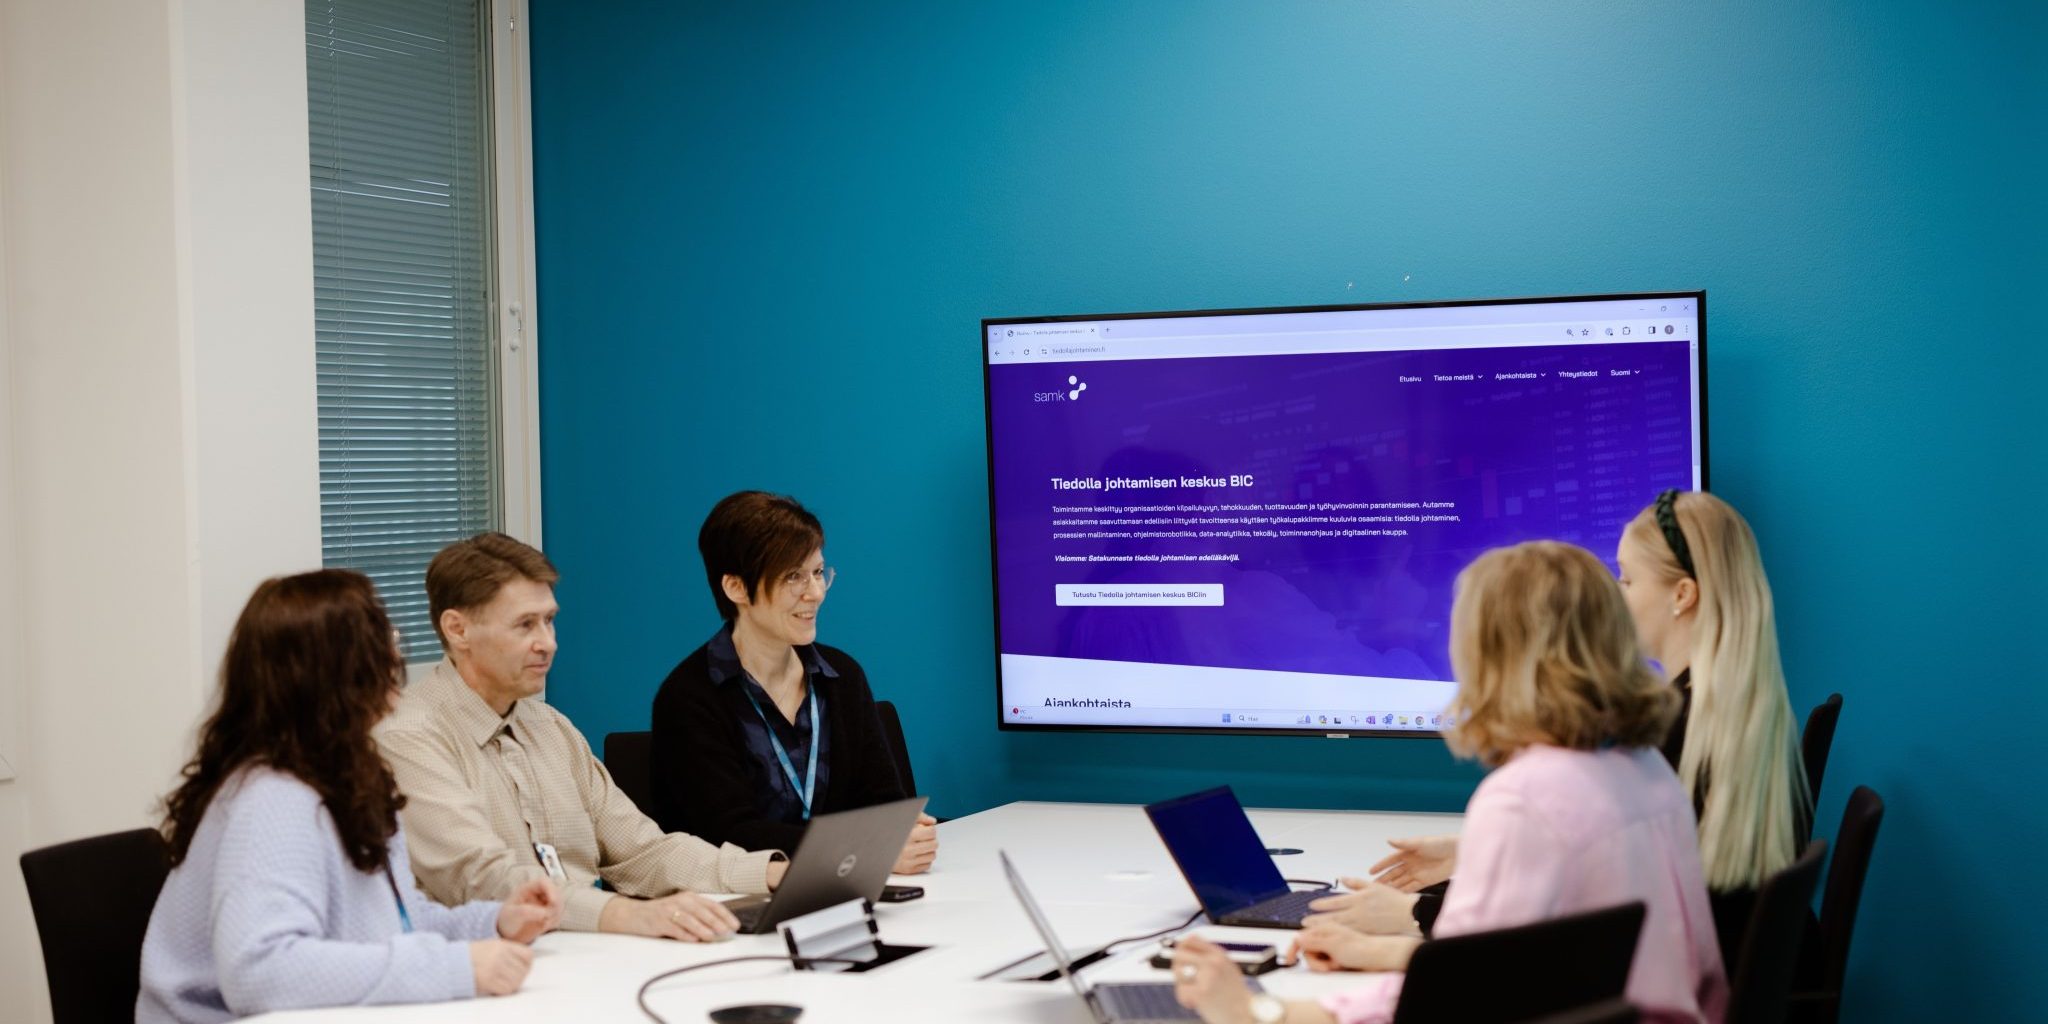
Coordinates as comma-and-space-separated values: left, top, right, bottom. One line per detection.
982, 290, 1709, 738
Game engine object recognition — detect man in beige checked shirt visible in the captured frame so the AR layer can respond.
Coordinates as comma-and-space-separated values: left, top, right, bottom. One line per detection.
378, 532, 788, 940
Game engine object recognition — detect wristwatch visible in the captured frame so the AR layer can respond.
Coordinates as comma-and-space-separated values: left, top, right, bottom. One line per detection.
1249, 994, 1286, 1024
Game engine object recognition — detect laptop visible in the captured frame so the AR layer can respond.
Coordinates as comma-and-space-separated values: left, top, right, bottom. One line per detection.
1001, 851, 1261, 1023
1144, 786, 1320, 929
722, 796, 927, 934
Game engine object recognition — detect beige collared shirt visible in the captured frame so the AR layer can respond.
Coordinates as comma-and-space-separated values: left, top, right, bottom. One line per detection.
376, 659, 779, 932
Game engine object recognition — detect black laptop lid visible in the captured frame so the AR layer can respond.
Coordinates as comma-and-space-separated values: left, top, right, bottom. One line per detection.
1144, 786, 1289, 919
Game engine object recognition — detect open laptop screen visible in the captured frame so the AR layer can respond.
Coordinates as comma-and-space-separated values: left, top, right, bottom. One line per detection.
1144, 787, 1289, 917
999, 851, 1095, 1004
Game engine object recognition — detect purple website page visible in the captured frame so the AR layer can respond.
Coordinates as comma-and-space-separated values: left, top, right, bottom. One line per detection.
988, 305, 1700, 732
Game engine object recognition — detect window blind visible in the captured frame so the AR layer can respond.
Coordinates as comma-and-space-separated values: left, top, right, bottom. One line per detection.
308, 0, 499, 660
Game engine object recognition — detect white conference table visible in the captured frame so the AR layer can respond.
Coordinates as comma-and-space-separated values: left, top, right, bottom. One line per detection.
255, 801, 1462, 1024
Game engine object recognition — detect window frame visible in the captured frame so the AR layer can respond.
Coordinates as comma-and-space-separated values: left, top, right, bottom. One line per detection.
489, 0, 544, 554
406, 0, 543, 674
309, 0, 544, 671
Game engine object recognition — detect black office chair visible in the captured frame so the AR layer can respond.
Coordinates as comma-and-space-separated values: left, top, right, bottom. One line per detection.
1801, 694, 1843, 804
1787, 786, 1885, 1024
874, 699, 916, 795
1515, 1000, 1640, 1024
1389, 901, 1645, 1023
873, 699, 948, 822
1726, 839, 1828, 1024
20, 827, 171, 1024
603, 730, 655, 817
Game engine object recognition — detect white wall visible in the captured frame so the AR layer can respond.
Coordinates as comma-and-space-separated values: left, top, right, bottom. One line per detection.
0, 5, 27, 998
174, 0, 324, 676
0, 2, 321, 1019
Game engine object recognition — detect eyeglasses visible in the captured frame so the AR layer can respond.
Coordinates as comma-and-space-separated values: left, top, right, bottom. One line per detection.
778, 565, 836, 596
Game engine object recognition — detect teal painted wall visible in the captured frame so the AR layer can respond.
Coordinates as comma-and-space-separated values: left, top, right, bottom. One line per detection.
529, 2, 2045, 1019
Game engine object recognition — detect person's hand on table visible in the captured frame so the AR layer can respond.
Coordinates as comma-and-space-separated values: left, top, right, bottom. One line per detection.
496, 877, 562, 943
1170, 936, 1259, 1024
1288, 921, 1421, 973
599, 891, 740, 941
1304, 876, 1422, 936
1368, 834, 1458, 892
1172, 938, 1336, 1024
892, 814, 938, 875
467, 939, 533, 995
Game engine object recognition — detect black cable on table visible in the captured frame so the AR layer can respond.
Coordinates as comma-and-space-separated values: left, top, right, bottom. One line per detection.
1100, 907, 1206, 952
636, 954, 869, 1024
977, 907, 1206, 982
1100, 880, 1333, 959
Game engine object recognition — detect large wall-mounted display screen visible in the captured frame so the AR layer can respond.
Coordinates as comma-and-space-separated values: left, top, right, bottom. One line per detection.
984, 292, 1705, 736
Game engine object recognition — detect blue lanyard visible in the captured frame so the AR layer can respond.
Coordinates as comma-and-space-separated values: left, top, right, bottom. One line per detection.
383, 866, 413, 934
743, 682, 824, 820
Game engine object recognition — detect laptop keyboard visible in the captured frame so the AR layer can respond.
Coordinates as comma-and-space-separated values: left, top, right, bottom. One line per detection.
726, 896, 771, 934
1223, 887, 1325, 926
1098, 983, 1200, 1021
1099, 976, 1263, 1022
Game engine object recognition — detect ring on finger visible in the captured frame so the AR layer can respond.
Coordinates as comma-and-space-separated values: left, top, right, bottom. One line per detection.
1178, 965, 1198, 981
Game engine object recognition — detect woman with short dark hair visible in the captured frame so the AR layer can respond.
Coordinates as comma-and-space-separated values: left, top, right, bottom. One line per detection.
651, 491, 937, 874
138, 570, 561, 1023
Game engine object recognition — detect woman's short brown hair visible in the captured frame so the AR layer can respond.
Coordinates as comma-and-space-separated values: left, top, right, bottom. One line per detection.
425, 532, 559, 647
1443, 541, 1678, 768
699, 491, 824, 621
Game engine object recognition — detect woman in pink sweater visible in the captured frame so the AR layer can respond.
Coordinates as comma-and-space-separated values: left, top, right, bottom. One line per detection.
1172, 541, 1728, 1024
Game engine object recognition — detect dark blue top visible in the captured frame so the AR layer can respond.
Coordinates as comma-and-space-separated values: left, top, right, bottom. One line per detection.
650, 626, 908, 852
702, 623, 839, 826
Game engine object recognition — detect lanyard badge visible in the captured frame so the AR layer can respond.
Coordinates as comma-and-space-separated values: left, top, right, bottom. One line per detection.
533, 841, 569, 883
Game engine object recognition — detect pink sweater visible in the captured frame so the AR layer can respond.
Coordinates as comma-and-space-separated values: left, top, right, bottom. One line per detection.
1321, 745, 1729, 1024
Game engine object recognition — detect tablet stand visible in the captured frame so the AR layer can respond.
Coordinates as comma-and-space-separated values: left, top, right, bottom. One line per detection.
778, 898, 928, 974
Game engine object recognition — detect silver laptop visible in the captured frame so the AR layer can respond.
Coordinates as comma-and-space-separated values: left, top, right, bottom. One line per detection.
1000, 850, 1262, 1023
724, 796, 927, 934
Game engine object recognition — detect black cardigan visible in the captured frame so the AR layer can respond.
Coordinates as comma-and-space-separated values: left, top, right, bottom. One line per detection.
1657, 669, 1815, 970
650, 641, 908, 853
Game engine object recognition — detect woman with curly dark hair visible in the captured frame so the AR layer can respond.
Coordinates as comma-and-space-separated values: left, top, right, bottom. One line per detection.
137, 569, 562, 1023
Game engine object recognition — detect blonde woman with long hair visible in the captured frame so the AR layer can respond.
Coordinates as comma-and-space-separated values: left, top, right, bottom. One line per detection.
1171, 542, 1727, 1024
1615, 489, 1810, 961
1323, 491, 1813, 967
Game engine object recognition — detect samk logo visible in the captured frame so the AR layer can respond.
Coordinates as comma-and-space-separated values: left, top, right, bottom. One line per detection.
1033, 375, 1090, 403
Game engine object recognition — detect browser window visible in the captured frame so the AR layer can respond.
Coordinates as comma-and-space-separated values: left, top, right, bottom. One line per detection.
985, 293, 1705, 735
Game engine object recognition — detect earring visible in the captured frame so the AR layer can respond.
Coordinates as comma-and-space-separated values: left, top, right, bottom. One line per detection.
1671, 607, 1681, 618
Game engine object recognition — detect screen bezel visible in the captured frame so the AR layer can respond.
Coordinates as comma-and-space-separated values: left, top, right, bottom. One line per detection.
982, 290, 1709, 738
